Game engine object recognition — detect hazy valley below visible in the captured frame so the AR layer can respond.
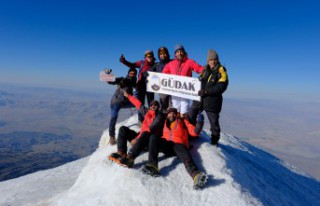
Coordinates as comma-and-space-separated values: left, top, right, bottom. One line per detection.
0, 83, 132, 181
0, 83, 319, 181
220, 98, 320, 180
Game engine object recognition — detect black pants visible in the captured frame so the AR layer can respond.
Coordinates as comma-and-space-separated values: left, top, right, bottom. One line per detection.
117, 126, 153, 159
159, 94, 171, 113
148, 135, 200, 178
128, 132, 155, 159
117, 126, 137, 154
187, 106, 221, 142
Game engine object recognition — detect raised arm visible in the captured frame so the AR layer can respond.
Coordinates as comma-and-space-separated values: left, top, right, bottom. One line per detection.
124, 91, 148, 116
184, 113, 204, 137
120, 54, 136, 68
107, 77, 124, 85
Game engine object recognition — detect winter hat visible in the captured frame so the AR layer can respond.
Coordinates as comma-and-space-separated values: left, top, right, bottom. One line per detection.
174, 44, 186, 53
128, 67, 137, 75
150, 100, 160, 108
158, 46, 169, 57
166, 107, 178, 114
144, 50, 154, 57
207, 49, 219, 62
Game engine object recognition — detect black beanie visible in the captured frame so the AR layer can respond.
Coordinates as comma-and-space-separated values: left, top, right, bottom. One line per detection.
144, 50, 154, 57
128, 67, 137, 74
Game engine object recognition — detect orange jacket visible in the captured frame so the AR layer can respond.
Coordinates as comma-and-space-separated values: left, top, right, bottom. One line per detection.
128, 95, 164, 139
162, 118, 199, 148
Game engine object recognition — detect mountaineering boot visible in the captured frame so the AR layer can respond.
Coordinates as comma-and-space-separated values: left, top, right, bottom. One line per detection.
141, 163, 160, 177
211, 135, 220, 146
193, 172, 208, 190
108, 152, 126, 165
109, 136, 116, 145
120, 156, 134, 168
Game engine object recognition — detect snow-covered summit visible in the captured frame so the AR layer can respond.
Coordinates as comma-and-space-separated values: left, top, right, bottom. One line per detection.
1, 115, 320, 206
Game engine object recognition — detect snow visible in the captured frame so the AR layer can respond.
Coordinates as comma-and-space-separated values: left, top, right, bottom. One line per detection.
1, 115, 320, 206
0, 156, 89, 206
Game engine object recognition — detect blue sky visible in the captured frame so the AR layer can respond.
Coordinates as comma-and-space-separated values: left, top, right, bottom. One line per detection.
1, 0, 320, 102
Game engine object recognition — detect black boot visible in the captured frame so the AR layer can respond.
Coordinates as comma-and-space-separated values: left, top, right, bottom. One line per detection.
120, 156, 134, 168
211, 135, 220, 146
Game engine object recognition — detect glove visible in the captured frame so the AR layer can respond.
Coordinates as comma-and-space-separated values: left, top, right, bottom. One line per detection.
142, 71, 149, 78
104, 68, 112, 74
198, 89, 207, 97
196, 113, 204, 122
120, 54, 125, 63
152, 63, 159, 72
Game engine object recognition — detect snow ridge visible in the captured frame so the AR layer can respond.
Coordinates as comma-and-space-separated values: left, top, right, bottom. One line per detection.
1, 114, 320, 206
48, 115, 320, 206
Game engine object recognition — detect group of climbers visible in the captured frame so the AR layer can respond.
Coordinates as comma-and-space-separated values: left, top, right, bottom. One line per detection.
104, 45, 229, 189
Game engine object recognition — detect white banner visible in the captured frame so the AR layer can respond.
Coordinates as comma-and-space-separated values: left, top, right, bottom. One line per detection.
147, 72, 201, 101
